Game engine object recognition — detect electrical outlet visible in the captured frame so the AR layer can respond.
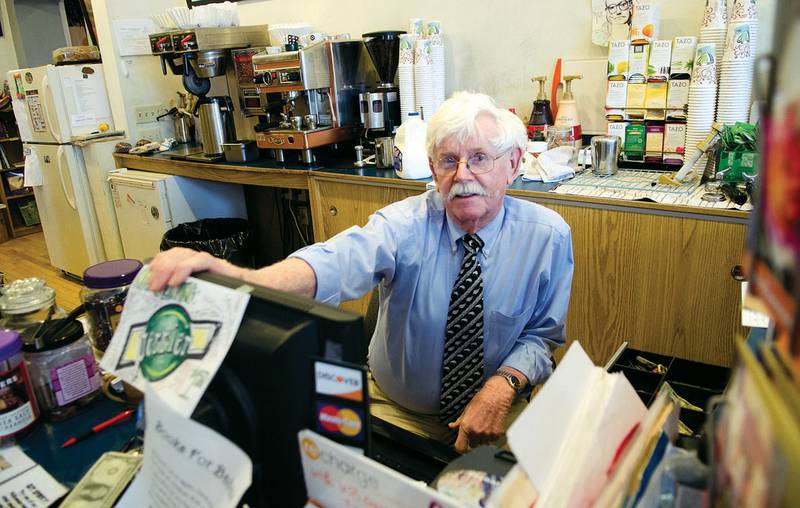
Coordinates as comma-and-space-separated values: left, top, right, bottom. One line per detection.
137, 127, 162, 142
134, 104, 166, 124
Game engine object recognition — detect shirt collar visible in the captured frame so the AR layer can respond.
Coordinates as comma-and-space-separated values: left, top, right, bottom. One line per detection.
444, 200, 506, 257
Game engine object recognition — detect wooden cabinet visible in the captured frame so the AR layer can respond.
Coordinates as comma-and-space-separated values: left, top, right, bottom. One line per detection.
308, 175, 747, 367
0, 114, 42, 239
308, 177, 423, 315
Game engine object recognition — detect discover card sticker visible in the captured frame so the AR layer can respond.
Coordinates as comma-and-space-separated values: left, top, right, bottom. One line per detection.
314, 361, 364, 402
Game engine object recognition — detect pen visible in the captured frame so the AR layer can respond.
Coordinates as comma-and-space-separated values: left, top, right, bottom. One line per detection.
61, 409, 135, 448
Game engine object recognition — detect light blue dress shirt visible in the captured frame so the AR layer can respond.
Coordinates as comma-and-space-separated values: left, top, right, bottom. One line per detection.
290, 190, 574, 414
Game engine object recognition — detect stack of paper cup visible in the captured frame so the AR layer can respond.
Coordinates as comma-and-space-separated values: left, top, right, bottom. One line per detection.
414, 38, 435, 121
716, 21, 755, 125
699, 0, 727, 79
398, 34, 416, 121
427, 21, 446, 114
685, 43, 719, 173
409, 18, 425, 39
730, 0, 759, 57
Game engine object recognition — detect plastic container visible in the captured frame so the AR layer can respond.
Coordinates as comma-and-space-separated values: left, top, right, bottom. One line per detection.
0, 329, 39, 444
81, 259, 143, 359
393, 112, 430, 180
24, 319, 101, 421
0, 278, 64, 345
52, 46, 101, 65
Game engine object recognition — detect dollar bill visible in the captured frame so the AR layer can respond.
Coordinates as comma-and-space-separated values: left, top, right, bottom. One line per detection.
61, 452, 142, 508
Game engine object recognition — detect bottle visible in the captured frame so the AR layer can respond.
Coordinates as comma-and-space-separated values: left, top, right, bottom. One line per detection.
554, 75, 584, 147
393, 112, 431, 180
527, 76, 554, 140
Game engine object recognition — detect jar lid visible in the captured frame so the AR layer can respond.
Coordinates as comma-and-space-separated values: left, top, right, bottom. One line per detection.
83, 259, 143, 289
0, 278, 56, 314
0, 329, 22, 360
23, 318, 85, 353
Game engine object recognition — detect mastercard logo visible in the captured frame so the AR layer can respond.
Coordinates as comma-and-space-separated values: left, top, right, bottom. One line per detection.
301, 437, 320, 460
318, 405, 362, 437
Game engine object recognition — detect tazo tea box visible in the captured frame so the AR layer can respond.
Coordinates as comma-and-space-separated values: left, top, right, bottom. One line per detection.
608, 40, 631, 79
608, 122, 629, 146
667, 79, 690, 109
645, 81, 668, 109
628, 43, 651, 82
645, 124, 665, 162
606, 80, 628, 108
664, 123, 686, 154
630, 0, 661, 44
670, 37, 697, 78
626, 82, 647, 108
648, 40, 672, 80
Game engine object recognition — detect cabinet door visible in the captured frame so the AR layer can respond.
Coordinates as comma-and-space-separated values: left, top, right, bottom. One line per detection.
310, 179, 422, 315
543, 202, 747, 367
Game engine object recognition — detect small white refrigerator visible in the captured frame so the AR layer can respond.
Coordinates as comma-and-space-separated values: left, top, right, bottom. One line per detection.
8, 63, 117, 277
109, 170, 248, 262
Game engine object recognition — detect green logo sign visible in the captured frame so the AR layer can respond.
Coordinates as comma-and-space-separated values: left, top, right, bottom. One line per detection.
117, 304, 221, 382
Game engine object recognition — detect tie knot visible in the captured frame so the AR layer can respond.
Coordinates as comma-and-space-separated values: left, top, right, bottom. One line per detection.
462, 234, 484, 254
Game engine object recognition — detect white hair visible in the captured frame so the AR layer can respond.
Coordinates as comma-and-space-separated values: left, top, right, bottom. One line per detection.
425, 91, 527, 160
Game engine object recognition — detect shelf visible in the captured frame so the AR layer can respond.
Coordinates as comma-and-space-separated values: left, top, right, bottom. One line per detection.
10, 224, 41, 237
12, 162, 24, 169
0, 137, 20, 143
5, 192, 34, 201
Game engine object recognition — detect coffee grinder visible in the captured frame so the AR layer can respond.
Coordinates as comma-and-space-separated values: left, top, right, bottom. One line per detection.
360, 31, 404, 138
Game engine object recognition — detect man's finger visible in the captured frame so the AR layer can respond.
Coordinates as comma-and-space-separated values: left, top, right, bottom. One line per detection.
454, 428, 470, 454
447, 414, 463, 429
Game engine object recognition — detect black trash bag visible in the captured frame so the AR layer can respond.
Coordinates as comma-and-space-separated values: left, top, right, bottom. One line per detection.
160, 218, 253, 267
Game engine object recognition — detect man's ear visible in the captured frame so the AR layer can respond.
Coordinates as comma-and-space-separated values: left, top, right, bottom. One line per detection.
507, 147, 523, 183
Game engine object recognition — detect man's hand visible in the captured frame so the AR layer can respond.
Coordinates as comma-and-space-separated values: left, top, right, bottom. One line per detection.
448, 376, 516, 453
148, 247, 245, 292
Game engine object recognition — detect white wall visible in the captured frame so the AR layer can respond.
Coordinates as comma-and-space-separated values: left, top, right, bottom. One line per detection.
12, 0, 68, 68
91, 0, 183, 141
236, 0, 775, 119
0, 0, 19, 77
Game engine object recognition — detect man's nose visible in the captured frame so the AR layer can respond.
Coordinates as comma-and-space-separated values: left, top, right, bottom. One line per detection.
453, 160, 474, 180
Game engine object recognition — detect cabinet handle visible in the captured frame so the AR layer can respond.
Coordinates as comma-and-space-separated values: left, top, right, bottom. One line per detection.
730, 265, 746, 281
329, 206, 338, 216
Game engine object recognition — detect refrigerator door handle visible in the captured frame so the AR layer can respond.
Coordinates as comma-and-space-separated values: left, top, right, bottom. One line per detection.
42, 74, 63, 143
56, 146, 77, 210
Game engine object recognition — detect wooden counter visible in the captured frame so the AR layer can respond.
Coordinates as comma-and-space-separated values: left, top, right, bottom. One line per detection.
114, 153, 750, 366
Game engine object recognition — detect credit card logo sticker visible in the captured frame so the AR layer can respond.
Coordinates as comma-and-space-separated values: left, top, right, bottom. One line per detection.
314, 362, 363, 401
316, 402, 364, 439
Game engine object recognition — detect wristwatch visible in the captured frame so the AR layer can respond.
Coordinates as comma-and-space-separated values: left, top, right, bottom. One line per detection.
494, 368, 524, 394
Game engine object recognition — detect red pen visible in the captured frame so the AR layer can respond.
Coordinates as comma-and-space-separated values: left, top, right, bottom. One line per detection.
61, 409, 135, 448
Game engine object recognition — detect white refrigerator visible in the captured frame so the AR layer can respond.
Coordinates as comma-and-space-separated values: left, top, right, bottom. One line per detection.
109, 170, 248, 262
8, 63, 118, 277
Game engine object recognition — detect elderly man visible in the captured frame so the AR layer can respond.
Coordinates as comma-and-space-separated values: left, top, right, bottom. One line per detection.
149, 91, 573, 453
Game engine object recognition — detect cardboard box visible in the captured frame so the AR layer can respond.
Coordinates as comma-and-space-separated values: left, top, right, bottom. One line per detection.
667, 79, 690, 109
648, 40, 673, 80
645, 81, 668, 109
628, 43, 651, 82
626, 82, 647, 108
630, 0, 661, 44
646, 124, 665, 153
625, 123, 646, 158
606, 80, 628, 108
607, 121, 629, 146
670, 37, 697, 77
664, 123, 686, 153
608, 40, 631, 79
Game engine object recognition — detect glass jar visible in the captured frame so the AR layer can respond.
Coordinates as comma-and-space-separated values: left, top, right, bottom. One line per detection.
0, 329, 39, 444
80, 259, 142, 359
23, 318, 101, 421
0, 278, 64, 346
546, 125, 579, 150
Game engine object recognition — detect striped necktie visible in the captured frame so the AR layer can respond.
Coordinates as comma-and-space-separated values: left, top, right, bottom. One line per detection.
439, 233, 485, 424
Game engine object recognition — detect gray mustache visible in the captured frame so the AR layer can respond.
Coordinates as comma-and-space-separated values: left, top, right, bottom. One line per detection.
448, 181, 489, 200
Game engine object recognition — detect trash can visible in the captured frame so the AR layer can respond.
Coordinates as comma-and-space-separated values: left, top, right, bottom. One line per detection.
160, 218, 254, 267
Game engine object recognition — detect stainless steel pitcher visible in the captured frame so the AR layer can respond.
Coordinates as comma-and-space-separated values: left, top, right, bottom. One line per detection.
591, 135, 621, 177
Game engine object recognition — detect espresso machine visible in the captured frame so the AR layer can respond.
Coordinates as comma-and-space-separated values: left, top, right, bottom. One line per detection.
360, 31, 404, 138
149, 26, 269, 161
251, 40, 376, 164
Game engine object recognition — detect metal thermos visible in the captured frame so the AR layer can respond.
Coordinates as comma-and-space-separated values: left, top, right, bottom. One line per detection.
375, 137, 394, 169
591, 135, 621, 177
196, 96, 235, 156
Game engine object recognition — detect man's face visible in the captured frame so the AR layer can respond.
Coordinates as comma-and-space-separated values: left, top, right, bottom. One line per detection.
605, 0, 632, 25
430, 115, 520, 233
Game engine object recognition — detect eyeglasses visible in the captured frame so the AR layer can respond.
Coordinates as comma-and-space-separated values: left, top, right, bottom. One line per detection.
432, 149, 511, 176
605, 0, 631, 15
